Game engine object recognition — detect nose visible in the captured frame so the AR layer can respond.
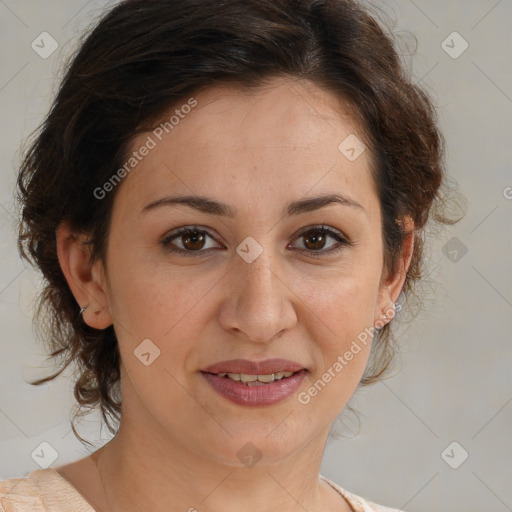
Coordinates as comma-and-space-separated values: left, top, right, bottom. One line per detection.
218, 249, 298, 343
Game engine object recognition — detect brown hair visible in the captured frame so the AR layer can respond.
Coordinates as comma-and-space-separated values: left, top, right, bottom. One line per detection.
16, 0, 463, 445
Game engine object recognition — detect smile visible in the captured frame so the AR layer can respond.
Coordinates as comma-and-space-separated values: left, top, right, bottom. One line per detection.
201, 369, 307, 406
215, 371, 295, 385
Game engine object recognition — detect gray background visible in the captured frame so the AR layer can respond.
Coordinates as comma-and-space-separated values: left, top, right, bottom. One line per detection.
0, 1, 511, 511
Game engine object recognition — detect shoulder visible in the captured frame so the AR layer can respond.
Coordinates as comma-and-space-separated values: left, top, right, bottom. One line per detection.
319, 474, 405, 512
0, 470, 48, 511
0, 468, 94, 512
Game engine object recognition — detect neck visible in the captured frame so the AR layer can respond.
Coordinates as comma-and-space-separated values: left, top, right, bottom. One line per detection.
94, 400, 345, 511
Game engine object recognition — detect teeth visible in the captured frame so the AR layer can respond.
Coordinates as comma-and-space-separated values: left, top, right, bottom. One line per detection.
215, 371, 296, 383
239, 374, 258, 382
256, 374, 275, 383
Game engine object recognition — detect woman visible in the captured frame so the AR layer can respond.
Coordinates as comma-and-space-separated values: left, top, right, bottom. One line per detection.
0, 0, 459, 510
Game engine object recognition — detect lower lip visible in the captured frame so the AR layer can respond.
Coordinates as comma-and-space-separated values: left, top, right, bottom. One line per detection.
201, 370, 307, 406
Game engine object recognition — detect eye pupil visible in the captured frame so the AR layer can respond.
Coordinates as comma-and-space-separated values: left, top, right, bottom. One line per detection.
183, 231, 205, 250
304, 230, 326, 250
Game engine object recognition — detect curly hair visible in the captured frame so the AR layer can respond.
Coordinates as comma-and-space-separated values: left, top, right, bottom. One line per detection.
16, 0, 463, 445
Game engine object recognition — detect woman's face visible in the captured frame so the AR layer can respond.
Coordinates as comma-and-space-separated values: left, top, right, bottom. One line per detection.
90, 76, 395, 465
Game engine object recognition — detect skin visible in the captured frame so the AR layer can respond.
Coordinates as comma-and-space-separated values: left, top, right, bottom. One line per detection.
55, 75, 414, 512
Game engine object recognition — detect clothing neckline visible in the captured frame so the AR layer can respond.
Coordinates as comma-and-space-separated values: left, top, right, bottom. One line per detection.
319, 474, 359, 511
38, 467, 359, 512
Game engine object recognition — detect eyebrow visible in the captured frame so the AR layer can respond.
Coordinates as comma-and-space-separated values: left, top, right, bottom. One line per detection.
141, 193, 365, 217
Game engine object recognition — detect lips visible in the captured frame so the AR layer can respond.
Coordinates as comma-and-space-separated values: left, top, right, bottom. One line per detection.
201, 369, 307, 406
201, 358, 305, 376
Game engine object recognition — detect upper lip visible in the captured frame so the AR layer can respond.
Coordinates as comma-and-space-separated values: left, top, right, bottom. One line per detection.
202, 358, 305, 375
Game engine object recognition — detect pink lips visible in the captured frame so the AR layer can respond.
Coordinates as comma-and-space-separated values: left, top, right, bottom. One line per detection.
201, 358, 307, 407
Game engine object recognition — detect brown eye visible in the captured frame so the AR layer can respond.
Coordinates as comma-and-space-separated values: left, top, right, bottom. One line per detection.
291, 225, 352, 258
181, 230, 206, 250
302, 229, 328, 250
161, 226, 221, 256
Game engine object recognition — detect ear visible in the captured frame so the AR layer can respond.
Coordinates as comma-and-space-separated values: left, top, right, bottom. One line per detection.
56, 221, 113, 329
373, 216, 415, 327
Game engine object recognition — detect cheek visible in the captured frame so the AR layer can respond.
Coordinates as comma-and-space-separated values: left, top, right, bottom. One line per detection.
293, 267, 378, 406
297, 277, 375, 419
296, 265, 380, 341
106, 249, 218, 340
108, 263, 211, 397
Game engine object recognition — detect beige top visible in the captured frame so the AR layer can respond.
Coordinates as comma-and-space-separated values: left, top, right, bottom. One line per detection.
0, 468, 403, 512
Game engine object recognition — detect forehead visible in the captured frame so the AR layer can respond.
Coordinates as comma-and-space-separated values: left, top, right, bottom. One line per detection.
174, 76, 364, 149
114, 76, 378, 216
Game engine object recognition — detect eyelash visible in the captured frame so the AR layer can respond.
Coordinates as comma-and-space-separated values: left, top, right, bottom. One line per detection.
160, 225, 353, 258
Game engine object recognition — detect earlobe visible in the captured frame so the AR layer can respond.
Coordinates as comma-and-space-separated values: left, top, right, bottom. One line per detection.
374, 216, 415, 327
56, 221, 113, 329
